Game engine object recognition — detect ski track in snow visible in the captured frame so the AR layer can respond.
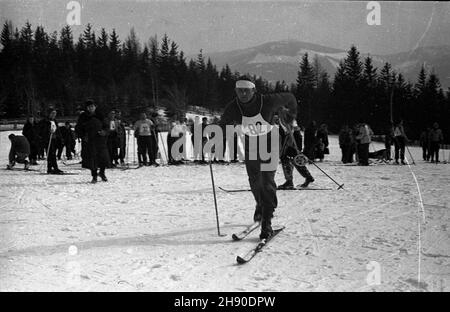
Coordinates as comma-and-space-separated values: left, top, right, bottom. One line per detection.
0, 131, 449, 291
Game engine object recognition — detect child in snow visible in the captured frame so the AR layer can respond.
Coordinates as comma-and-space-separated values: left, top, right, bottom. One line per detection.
7, 134, 30, 170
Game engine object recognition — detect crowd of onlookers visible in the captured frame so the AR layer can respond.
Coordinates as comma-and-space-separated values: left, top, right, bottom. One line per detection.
5, 100, 447, 179
338, 120, 445, 165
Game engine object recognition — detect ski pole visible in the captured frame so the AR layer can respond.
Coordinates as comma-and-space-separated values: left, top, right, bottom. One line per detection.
309, 159, 345, 190
39, 132, 53, 172
209, 160, 226, 237
405, 144, 416, 165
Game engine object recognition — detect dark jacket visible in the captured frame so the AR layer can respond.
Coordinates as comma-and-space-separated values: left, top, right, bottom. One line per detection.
60, 126, 76, 147
76, 110, 110, 169
40, 118, 63, 146
10, 135, 30, 155
22, 121, 41, 147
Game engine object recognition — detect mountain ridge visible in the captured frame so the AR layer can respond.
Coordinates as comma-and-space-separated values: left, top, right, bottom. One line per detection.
198, 40, 450, 90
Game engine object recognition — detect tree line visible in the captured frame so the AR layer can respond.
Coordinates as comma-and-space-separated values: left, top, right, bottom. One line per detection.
0, 21, 275, 121
293, 46, 449, 141
1, 21, 449, 142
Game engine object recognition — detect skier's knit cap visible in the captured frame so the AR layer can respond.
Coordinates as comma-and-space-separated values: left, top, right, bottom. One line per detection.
236, 80, 256, 89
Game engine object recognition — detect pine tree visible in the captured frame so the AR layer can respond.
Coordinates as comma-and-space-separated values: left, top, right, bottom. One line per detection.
296, 53, 315, 124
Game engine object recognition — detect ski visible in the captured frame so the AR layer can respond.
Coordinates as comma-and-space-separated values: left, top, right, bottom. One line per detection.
232, 221, 261, 241
121, 165, 142, 170
62, 161, 82, 166
39, 172, 79, 175
236, 226, 285, 264
3, 167, 39, 172
220, 186, 332, 193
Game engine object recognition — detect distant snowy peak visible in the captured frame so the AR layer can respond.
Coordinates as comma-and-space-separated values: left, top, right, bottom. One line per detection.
248, 49, 348, 67
205, 40, 450, 89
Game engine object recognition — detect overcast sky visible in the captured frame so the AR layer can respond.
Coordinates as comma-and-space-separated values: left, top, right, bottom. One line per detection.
1, 0, 449, 55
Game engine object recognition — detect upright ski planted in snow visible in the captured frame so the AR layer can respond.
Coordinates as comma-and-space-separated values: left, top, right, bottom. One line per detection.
232, 221, 261, 241
236, 226, 285, 264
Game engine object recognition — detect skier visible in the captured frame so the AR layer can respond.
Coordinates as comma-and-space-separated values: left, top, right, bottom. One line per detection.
134, 112, 155, 166
42, 110, 64, 174
60, 122, 76, 160
429, 122, 444, 163
384, 125, 394, 161
277, 116, 315, 189
116, 111, 127, 166
76, 100, 110, 183
106, 110, 119, 167
419, 127, 430, 161
218, 78, 297, 239
338, 124, 353, 164
75, 106, 90, 168
356, 122, 373, 166
393, 120, 408, 165
6, 134, 30, 170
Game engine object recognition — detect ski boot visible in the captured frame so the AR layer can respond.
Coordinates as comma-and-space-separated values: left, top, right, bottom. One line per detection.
260, 218, 274, 240
299, 177, 314, 188
91, 176, 98, 184
277, 181, 294, 190
99, 172, 108, 182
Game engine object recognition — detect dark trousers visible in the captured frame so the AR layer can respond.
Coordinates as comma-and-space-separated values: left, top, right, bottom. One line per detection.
421, 146, 428, 161
56, 142, 64, 160
91, 167, 105, 178
47, 140, 59, 171
29, 143, 38, 163
394, 137, 406, 161
341, 145, 353, 163
245, 158, 277, 222
118, 140, 126, 162
281, 156, 313, 182
137, 136, 155, 164
429, 142, 440, 162
358, 143, 370, 165
385, 142, 392, 160
107, 133, 119, 164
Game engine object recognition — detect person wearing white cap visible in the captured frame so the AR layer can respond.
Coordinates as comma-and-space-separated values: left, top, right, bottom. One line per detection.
219, 77, 297, 239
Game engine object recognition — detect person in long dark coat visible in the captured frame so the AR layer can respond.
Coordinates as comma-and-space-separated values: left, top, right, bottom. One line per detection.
75, 108, 90, 169
22, 116, 41, 165
77, 100, 110, 183
315, 123, 329, 162
303, 121, 318, 160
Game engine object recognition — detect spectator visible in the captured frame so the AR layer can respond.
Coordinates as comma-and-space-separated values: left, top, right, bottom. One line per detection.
428, 122, 444, 163
22, 116, 40, 165
356, 122, 373, 166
